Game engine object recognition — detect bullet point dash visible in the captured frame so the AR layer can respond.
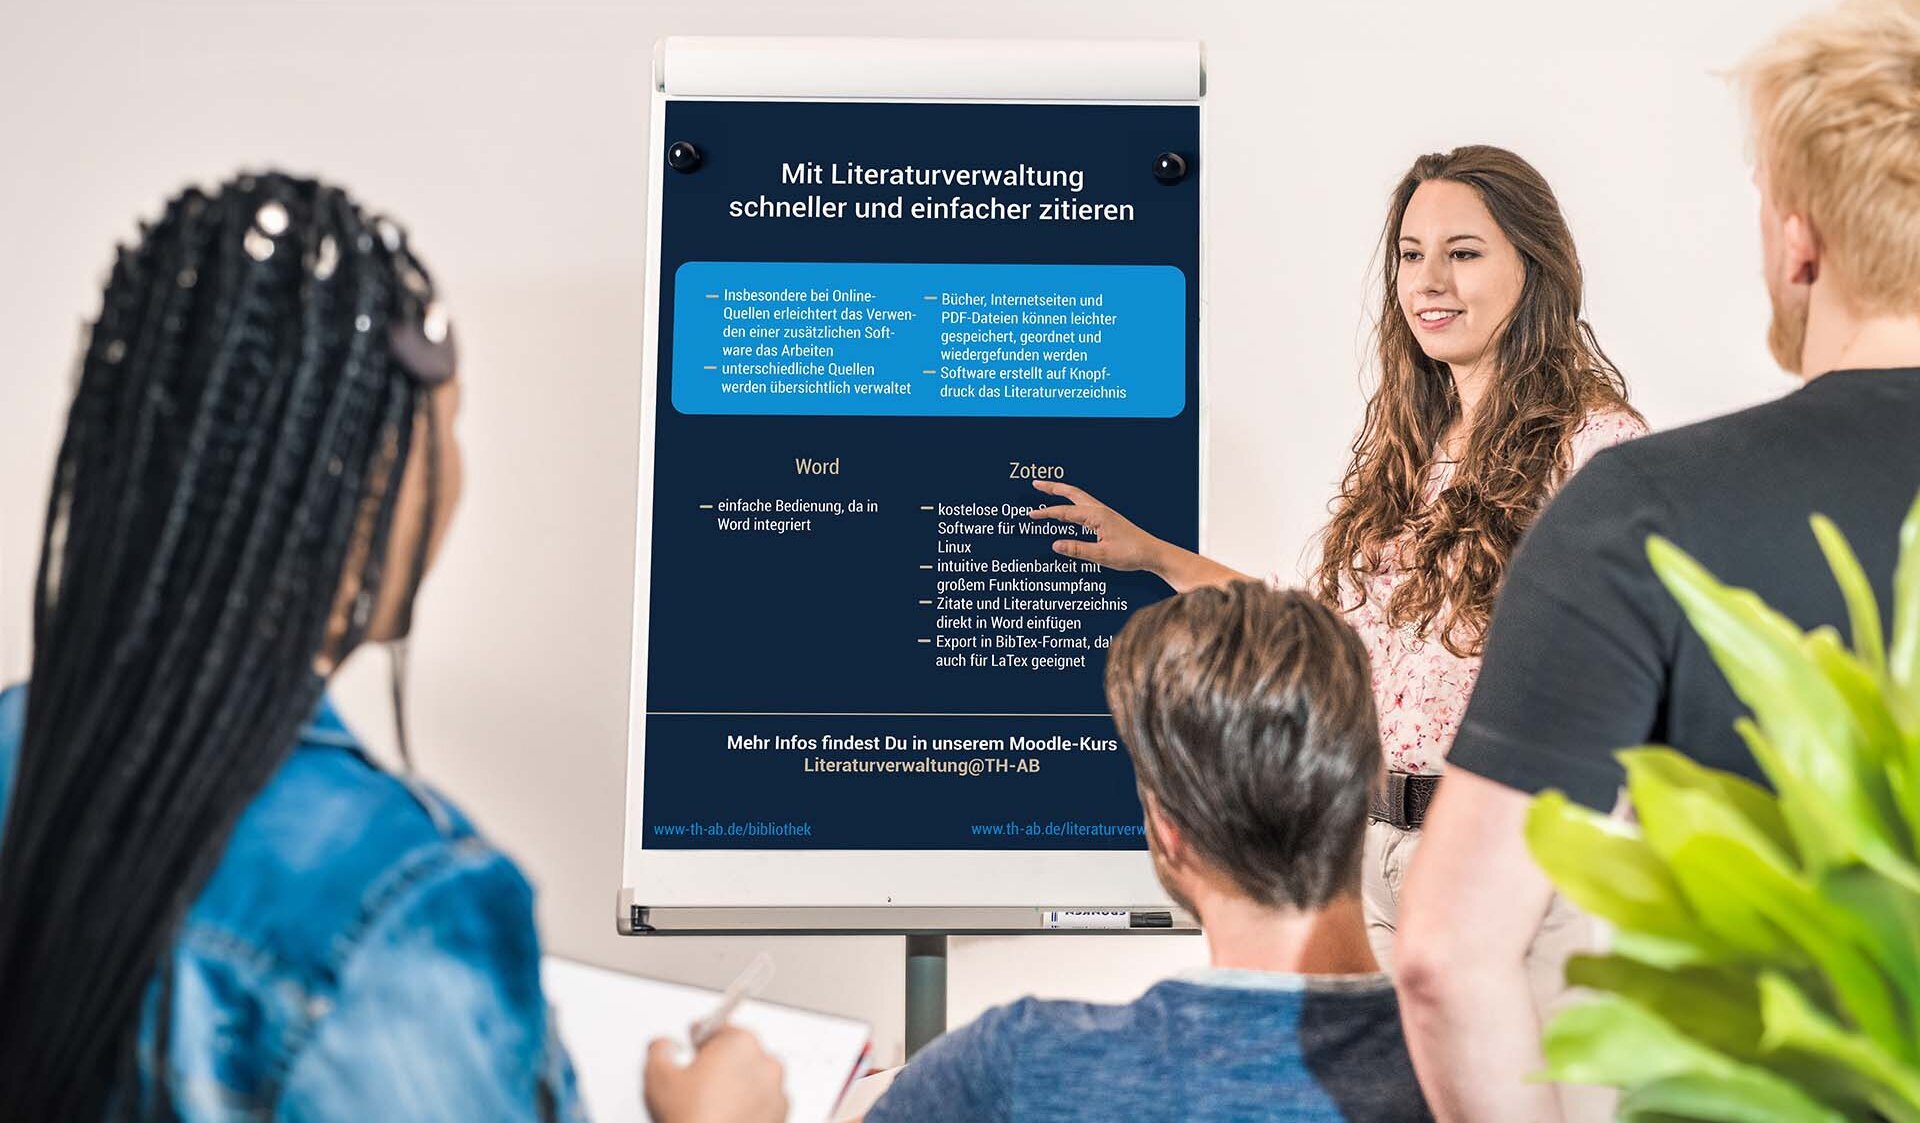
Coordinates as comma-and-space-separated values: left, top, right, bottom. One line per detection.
916, 638, 932, 644
919, 505, 934, 511
919, 564, 934, 570
698, 504, 715, 509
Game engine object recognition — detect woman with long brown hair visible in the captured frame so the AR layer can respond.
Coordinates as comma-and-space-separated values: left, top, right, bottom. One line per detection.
1029, 145, 1643, 980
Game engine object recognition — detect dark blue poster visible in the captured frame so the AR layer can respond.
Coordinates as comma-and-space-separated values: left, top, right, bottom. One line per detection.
640, 100, 1200, 850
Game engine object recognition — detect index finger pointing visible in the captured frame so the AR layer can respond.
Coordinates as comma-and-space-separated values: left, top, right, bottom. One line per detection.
1031, 479, 1094, 505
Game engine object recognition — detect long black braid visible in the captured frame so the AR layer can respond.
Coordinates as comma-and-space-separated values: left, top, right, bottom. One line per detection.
0, 172, 445, 1122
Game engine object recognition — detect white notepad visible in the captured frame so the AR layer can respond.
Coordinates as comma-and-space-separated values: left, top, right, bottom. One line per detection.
543, 957, 872, 1123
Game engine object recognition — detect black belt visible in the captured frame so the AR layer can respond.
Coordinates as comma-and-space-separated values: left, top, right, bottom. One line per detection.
1369, 771, 1440, 830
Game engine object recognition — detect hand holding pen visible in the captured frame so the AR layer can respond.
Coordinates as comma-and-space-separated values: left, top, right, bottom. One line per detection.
644, 954, 787, 1123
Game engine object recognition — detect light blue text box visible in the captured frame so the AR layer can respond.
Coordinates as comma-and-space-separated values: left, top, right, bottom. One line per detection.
671, 262, 1186, 417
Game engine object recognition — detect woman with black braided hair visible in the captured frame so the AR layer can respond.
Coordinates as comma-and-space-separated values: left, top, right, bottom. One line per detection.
0, 173, 783, 1123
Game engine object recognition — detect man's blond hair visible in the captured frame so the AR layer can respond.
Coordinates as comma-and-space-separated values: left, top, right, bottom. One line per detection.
1741, 0, 1920, 315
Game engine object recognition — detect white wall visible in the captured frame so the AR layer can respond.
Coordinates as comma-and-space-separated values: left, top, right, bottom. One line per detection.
0, 0, 1811, 1068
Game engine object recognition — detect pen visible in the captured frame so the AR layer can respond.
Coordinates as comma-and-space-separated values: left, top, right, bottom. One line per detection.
1040, 909, 1176, 929
689, 952, 776, 1048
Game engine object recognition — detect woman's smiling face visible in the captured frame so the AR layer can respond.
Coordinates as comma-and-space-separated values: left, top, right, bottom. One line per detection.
1395, 178, 1527, 372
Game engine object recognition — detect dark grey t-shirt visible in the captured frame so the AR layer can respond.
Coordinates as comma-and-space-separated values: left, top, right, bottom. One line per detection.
1450, 368, 1920, 808
866, 969, 1432, 1123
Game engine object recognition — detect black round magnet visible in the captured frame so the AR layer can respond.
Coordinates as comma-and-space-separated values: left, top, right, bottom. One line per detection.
1152, 152, 1189, 184
667, 141, 703, 173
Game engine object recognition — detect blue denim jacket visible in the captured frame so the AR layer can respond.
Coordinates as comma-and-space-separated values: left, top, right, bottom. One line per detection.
0, 685, 588, 1122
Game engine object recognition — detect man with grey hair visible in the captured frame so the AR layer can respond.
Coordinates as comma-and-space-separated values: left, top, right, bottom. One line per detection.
864, 581, 1433, 1123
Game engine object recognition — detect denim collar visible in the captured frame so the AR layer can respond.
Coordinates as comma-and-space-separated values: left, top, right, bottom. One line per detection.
298, 695, 367, 757
302, 694, 452, 835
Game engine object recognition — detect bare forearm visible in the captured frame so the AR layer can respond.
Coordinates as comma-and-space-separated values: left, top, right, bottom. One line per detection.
1152, 544, 1251, 593
1399, 957, 1558, 1123
1397, 769, 1564, 1123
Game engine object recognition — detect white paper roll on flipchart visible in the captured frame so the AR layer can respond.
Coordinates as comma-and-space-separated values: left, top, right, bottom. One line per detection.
658, 37, 1203, 101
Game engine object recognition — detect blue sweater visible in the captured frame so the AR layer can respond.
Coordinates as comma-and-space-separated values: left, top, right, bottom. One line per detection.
867, 967, 1433, 1123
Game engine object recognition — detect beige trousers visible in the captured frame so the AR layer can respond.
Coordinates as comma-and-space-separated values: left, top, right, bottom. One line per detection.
1362, 819, 1615, 1123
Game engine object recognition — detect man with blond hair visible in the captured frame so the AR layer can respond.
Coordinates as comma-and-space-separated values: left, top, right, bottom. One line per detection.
1395, 2, 1920, 1121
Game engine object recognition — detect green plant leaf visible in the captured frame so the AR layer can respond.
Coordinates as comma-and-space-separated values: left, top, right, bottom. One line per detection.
1812, 514, 1887, 678
1805, 627, 1907, 768
1758, 972, 1920, 1123
1541, 504, 1920, 1123
1805, 628, 1920, 873
1887, 489, 1920, 841
1735, 719, 1842, 875
1650, 536, 1920, 890
1818, 869, 1920, 1059
1675, 834, 1906, 1056
1623, 750, 1799, 959
1623, 747, 1796, 870
1647, 537, 1857, 869
1543, 995, 1846, 1123
1527, 790, 1733, 967
1564, 954, 1764, 1060
1542, 993, 1738, 1086
1893, 729, 1920, 865
1617, 1074, 1849, 1123
1888, 489, 1920, 718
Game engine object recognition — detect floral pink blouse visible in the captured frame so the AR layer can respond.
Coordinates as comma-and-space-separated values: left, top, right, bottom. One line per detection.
1340, 410, 1647, 775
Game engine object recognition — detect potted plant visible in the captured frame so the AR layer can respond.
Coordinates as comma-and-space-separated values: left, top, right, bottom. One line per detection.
1525, 495, 1920, 1122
